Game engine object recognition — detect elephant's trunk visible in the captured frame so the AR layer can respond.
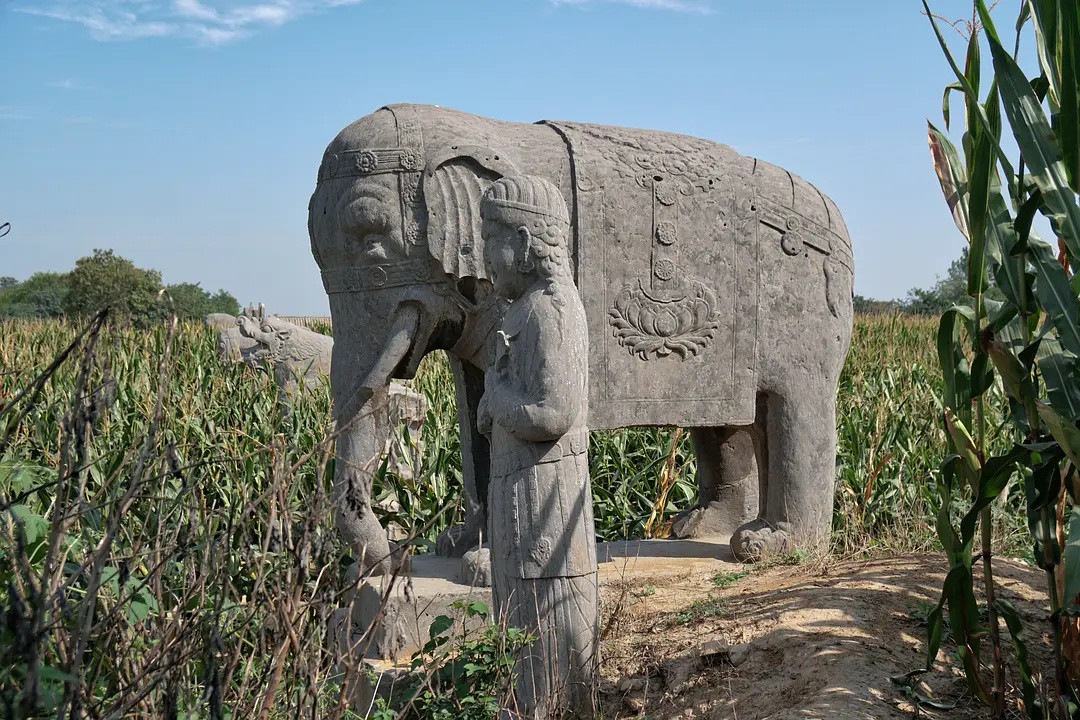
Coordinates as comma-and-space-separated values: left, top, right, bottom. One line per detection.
331, 303, 420, 573
334, 303, 420, 425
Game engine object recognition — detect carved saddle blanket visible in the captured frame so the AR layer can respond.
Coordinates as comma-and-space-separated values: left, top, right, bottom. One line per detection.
542, 121, 763, 430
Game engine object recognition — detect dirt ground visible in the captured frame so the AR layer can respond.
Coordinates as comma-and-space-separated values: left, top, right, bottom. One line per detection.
595, 553, 1054, 719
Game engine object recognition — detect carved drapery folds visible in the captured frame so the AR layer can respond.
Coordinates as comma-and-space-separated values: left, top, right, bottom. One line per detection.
424, 147, 519, 282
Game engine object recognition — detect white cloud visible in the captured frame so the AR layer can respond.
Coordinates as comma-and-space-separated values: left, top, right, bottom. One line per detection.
47, 78, 94, 90
14, 0, 365, 45
552, 0, 712, 13
0, 106, 33, 121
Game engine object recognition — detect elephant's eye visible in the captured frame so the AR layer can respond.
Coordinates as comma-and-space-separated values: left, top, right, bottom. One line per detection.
340, 197, 392, 240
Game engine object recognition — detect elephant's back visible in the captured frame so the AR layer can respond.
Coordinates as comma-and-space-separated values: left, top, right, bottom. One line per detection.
749, 157, 852, 268
541, 119, 851, 269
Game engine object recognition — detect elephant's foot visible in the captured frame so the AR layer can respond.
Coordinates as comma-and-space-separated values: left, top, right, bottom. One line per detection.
730, 520, 792, 563
671, 498, 755, 541
436, 519, 483, 558
460, 546, 492, 587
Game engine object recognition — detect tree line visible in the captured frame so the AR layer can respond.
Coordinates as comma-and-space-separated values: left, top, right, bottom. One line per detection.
0, 249, 240, 324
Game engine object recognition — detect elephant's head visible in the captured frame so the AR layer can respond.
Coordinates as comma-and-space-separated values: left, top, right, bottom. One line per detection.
307, 104, 522, 564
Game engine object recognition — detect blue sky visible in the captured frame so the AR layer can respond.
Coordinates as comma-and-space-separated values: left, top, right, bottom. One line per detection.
2, 0, 992, 314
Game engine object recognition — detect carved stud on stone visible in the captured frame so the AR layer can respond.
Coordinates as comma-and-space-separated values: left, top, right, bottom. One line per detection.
656, 220, 677, 246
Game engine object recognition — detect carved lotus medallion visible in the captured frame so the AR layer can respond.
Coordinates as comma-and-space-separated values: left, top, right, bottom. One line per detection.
608, 279, 720, 360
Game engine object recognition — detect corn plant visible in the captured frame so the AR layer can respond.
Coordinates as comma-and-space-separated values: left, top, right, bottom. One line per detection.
922, 0, 1080, 716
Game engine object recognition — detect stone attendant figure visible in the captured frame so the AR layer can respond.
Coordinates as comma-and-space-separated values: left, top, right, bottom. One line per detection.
477, 175, 598, 717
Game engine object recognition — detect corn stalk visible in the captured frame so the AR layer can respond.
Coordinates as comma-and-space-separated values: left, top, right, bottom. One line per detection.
923, 0, 1080, 716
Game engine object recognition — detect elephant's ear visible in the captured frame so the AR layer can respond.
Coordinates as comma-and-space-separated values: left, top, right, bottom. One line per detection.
424, 146, 518, 281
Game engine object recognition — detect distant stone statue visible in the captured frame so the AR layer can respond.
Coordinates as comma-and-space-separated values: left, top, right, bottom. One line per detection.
206, 312, 258, 365
236, 311, 334, 390
477, 175, 597, 718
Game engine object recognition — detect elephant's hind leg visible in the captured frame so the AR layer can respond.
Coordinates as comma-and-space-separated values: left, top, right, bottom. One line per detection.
670, 426, 759, 541
731, 384, 836, 563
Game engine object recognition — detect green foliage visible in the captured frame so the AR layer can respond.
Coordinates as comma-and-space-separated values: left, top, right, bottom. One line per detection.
0, 250, 240, 323
710, 570, 748, 588
63, 249, 162, 323
0, 309, 1035, 716
164, 282, 241, 319
0, 318, 351, 718
369, 601, 531, 720
0, 272, 70, 318
922, 0, 1080, 715
673, 595, 727, 624
852, 295, 901, 314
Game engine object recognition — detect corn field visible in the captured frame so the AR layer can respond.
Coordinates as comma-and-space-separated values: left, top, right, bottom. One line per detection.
0, 311, 1028, 716
0, 313, 1029, 556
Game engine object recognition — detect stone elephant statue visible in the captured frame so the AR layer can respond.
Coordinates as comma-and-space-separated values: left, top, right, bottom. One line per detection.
308, 104, 854, 573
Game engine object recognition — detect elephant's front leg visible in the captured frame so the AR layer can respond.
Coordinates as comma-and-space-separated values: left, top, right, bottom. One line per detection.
435, 355, 491, 559
731, 382, 836, 562
670, 426, 760, 541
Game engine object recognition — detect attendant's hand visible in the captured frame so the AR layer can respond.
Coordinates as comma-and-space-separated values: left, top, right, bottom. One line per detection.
477, 392, 492, 436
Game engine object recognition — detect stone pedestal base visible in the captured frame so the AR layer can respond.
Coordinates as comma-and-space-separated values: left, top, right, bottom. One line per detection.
336, 538, 738, 666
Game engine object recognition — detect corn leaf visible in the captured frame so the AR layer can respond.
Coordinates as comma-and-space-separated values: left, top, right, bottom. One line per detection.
981, 6, 1080, 260
960, 447, 1025, 542
966, 82, 1000, 296
928, 122, 970, 240
943, 564, 989, 703
943, 82, 964, 131
1059, 0, 1079, 192
1035, 336, 1080, 422
1065, 506, 1080, 607
922, 0, 1018, 185
1029, 236, 1080, 356
997, 598, 1043, 719
945, 408, 982, 491
986, 191, 1033, 312
1037, 401, 1080, 469
1026, 0, 1061, 107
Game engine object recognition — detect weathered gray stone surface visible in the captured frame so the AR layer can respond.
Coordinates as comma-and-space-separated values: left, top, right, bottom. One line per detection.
477, 175, 598, 717
204, 312, 239, 330
207, 312, 258, 365
307, 104, 854, 581
236, 311, 334, 390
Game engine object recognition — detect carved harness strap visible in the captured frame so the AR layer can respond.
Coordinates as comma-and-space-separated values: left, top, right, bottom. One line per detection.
321, 259, 435, 294
316, 106, 425, 183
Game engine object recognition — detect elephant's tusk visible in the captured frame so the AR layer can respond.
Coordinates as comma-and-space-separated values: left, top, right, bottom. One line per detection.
335, 303, 420, 425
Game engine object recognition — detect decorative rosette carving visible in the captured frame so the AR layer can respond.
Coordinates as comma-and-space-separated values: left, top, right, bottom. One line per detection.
655, 220, 677, 246
354, 150, 378, 174
399, 148, 423, 171
654, 259, 676, 281
608, 279, 720, 360
529, 536, 553, 564
654, 182, 678, 206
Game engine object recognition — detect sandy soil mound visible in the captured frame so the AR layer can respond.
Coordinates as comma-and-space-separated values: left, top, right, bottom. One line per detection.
597, 554, 1051, 719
